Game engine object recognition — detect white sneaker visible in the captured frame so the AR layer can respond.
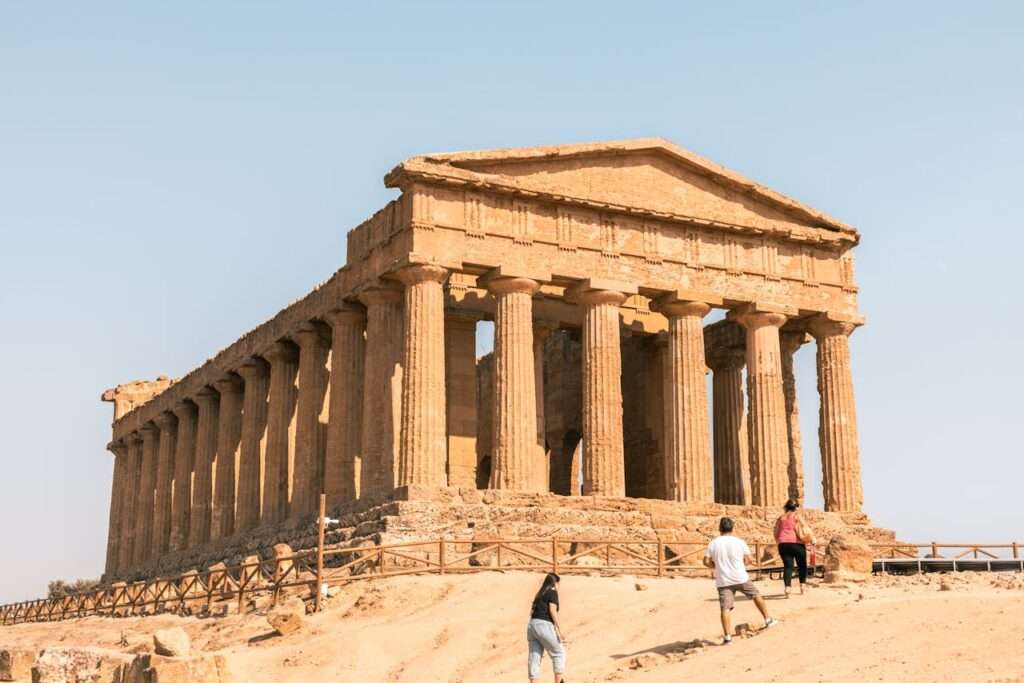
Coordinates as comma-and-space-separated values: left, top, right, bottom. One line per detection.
722, 635, 732, 645
765, 617, 779, 628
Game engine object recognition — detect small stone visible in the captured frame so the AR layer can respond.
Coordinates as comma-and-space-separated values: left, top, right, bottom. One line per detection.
634, 583, 648, 591
734, 623, 753, 637
267, 597, 306, 636
153, 626, 191, 657
939, 580, 952, 592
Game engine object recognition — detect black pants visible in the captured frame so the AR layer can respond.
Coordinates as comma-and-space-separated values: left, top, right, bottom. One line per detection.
778, 543, 807, 587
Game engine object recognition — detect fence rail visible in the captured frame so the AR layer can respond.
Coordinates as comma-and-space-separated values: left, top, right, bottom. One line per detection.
2, 498, 1019, 626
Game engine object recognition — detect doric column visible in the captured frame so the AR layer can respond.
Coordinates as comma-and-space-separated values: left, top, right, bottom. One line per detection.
487, 276, 541, 490
236, 358, 270, 530
780, 331, 810, 504
533, 323, 555, 493
572, 281, 633, 497
444, 310, 480, 489
395, 264, 448, 488
291, 322, 331, 519
134, 422, 159, 563
189, 386, 220, 547
731, 305, 791, 507
324, 306, 365, 507
263, 341, 299, 524
358, 285, 403, 499
707, 348, 750, 505
211, 373, 243, 539
169, 400, 197, 551
656, 295, 716, 502
118, 433, 142, 570
152, 412, 178, 558
104, 441, 127, 575
809, 315, 864, 512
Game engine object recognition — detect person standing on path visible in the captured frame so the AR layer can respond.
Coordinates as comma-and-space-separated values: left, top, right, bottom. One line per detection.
774, 499, 811, 597
704, 517, 778, 644
526, 572, 567, 682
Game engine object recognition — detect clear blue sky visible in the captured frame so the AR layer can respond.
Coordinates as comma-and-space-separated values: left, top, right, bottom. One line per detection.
2, 2, 1021, 602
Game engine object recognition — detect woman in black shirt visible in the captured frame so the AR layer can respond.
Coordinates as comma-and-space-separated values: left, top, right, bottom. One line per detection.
527, 572, 566, 682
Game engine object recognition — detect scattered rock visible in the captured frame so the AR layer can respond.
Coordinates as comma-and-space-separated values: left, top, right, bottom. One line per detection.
823, 535, 873, 584
1, 648, 36, 682
31, 647, 133, 683
153, 626, 191, 657
627, 653, 664, 669
634, 583, 648, 591
734, 623, 754, 637
939, 580, 952, 592
267, 597, 306, 636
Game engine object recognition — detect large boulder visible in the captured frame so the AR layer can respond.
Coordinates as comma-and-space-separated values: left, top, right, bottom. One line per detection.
31, 647, 133, 683
123, 653, 229, 683
823, 534, 874, 584
1, 648, 36, 681
267, 597, 306, 636
152, 627, 191, 657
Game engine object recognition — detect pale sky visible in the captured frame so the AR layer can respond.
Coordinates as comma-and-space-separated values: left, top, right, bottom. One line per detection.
1, 2, 1022, 603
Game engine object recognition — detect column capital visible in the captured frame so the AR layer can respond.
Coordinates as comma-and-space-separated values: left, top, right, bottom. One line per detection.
485, 276, 540, 296
292, 321, 331, 348
393, 263, 448, 287
127, 431, 144, 446
358, 282, 404, 307
262, 340, 299, 364
479, 265, 550, 295
566, 278, 636, 307
107, 440, 127, 457
213, 372, 244, 394
706, 346, 745, 372
194, 385, 221, 407
807, 313, 863, 339
780, 330, 812, 355
324, 303, 367, 329
654, 297, 713, 320
140, 421, 160, 437
172, 399, 197, 421
728, 303, 793, 331
236, 356, 270, 380
155, 411, 178, 429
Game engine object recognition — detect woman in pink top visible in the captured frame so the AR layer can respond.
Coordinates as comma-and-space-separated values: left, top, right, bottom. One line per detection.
774, 499, 809, 596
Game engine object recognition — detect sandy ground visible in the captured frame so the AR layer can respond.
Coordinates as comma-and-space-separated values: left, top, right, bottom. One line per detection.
3, 570, 1024, 682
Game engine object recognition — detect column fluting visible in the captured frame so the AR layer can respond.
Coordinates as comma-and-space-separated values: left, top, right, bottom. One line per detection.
292, 322, 331, 519
119, 433, 143, 570
707, 348, 750, 505
152, 412, 178, 558
780, 331, 809, 504
263, 341, 299, 524
189, 386, 220, 547
444, 311, 480, 489
659, 300, 714, 502
169, 400, 197, 551
809, 316, 864, 512
236, 358, 270, 530
324, 307, 366, 507
487, 277, 541, 491
395, 265, 448, 488
104, 441, 127, 575
358, 286, 403, 499
733, 308, 790, 507
211, 373, 243, 539
533, 324, 554, 493
134, 423, 159, 563
578, 289, 627, 497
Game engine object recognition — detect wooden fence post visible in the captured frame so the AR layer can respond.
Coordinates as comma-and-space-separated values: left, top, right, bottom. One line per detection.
931, 542, 938, 558
552, 539, 558, 574
439, 540, 446, 576
315, 493, 326, 613
657, 541, 664, 577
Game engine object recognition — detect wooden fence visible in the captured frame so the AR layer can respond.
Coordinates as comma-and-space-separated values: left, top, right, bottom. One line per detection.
2, 497, 1019, 626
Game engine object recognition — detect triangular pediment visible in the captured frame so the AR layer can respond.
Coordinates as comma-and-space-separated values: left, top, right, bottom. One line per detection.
389, 139, 854, 237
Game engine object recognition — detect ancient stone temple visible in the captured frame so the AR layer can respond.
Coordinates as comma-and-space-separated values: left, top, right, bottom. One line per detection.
101, 139, 870, 579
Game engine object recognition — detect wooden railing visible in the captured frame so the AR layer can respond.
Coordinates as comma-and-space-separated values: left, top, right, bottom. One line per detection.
871, 543, 1022, 560
2, 499, 1017, 627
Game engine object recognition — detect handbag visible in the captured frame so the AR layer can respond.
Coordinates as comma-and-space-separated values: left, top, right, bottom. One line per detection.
796, 517, 813, 544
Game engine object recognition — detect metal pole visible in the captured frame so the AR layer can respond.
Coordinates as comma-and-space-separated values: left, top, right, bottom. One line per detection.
315, 493, 326, 612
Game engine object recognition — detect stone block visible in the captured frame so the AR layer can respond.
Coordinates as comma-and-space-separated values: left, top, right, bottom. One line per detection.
823, 534, 873, 584
123, 653, 229, 683
267, 597, 306, 636
31, 648, 133, 683
152, 627, 190, 657
1, 649, 35, 681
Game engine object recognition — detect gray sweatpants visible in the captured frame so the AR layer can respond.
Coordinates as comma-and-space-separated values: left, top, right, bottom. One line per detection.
527, 618, 565, 679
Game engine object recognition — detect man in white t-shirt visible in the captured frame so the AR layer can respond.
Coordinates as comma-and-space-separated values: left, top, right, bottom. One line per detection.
703, 516, 778, 644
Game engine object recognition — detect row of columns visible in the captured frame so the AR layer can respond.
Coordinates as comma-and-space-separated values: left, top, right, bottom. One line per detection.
104, 264, 864, 576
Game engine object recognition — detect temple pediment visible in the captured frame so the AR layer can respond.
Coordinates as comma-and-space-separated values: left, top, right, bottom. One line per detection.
387, 138, 855, 240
